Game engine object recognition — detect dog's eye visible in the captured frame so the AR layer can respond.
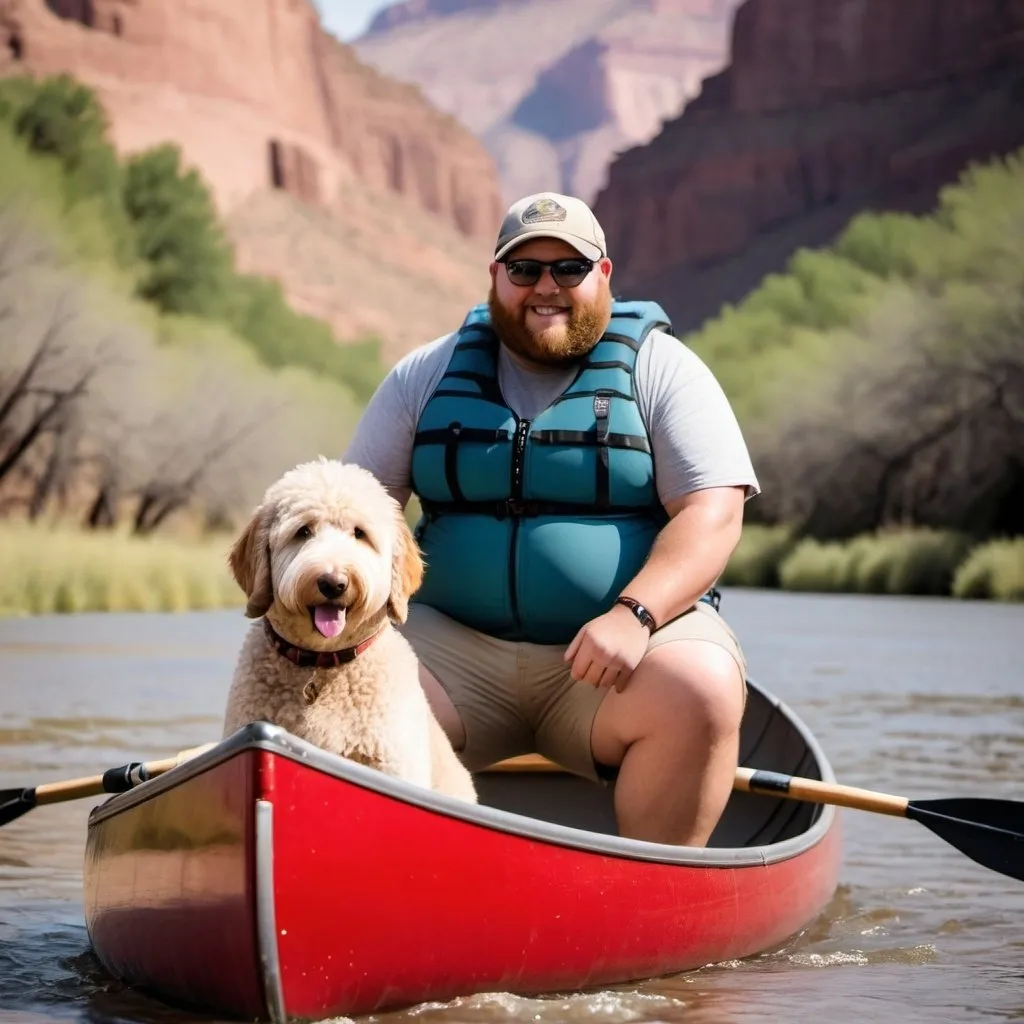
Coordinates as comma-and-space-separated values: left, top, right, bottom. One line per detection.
294, 524, 313, 541
353, 526, 366, 541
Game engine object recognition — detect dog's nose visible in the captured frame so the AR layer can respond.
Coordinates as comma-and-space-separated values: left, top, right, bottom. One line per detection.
317, 574, 348, 600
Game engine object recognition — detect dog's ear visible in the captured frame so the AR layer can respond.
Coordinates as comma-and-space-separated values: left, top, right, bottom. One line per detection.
229, 502, 275, 618
387, 510, 424, 624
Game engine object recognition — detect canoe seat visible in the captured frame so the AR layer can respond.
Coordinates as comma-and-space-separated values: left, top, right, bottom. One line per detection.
481, 753, 568, 773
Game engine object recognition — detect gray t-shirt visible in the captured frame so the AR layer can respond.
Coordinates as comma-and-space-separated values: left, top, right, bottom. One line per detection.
344, 328, 760, 509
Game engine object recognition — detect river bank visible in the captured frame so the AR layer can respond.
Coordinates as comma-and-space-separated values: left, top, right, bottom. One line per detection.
0, 522, 1021, 618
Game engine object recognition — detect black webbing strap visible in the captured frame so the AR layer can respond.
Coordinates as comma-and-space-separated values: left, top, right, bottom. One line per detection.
444, 422, 466, 504
594, 393, 611, 511
579, 359, 633, 373
528, 429, 650, 452
413, 426, 508, 447
444, 370, 494, 389
420, 498, 648, 520
600, 331, 642, 351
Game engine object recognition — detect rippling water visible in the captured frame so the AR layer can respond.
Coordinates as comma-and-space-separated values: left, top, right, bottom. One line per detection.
1, 593, 1023, 1023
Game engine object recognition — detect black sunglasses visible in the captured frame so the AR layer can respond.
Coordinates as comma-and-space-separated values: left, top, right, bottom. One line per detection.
501, 257, 594, 288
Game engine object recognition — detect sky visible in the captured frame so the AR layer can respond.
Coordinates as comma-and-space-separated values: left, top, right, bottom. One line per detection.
316, 0, 404, 41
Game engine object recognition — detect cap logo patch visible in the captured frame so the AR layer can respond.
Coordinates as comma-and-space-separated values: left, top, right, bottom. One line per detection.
522, 197, 567, 224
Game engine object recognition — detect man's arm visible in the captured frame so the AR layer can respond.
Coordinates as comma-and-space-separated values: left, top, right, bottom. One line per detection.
565, 332, 756, 688
619, 485, 746, 628
342, 334, 455, 512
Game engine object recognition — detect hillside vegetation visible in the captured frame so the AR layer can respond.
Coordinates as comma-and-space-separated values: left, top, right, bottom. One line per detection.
0, 74, 385, 536
688, 149, 1024, 543
1, 74, 1021, 610
689, 149, 1024, 601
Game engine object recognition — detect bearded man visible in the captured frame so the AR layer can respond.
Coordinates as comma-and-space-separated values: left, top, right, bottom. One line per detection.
344, 192, 759, 847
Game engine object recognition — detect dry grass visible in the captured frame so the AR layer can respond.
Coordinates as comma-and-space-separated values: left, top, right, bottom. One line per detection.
775, 529, 984, 598
0, 524, 243, 617
720, 524, 797, 588
952, 539, 1024, 601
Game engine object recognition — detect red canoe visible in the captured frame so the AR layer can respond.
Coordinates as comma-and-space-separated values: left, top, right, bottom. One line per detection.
83, 679, 842, 1021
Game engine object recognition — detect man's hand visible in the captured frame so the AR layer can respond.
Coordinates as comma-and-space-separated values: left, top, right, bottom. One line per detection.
564, 603, 650, 692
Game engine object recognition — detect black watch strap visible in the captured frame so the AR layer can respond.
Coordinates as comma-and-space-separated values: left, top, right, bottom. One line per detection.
615, 596, 657, 632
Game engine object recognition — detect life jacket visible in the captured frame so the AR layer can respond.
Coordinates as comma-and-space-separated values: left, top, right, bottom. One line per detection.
410, 300, 672, 644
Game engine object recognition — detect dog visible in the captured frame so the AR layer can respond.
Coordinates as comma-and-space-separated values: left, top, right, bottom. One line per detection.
222, 458, 477, 803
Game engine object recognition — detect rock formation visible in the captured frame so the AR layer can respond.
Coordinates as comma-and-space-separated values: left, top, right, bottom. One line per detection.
355, 0, 740, 202
593, 0, 1024, 333
0, 0, 502, 352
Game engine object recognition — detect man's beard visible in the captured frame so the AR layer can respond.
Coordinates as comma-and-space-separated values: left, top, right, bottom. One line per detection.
488, 284, 612, 368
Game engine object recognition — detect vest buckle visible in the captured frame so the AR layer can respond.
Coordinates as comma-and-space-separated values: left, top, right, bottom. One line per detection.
502, 499, 540, 518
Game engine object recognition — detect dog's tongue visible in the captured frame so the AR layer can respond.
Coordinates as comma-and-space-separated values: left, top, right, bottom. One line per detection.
313, 605, 345, 638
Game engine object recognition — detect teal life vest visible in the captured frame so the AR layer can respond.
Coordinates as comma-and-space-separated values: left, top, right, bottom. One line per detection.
410, 300, 672, 644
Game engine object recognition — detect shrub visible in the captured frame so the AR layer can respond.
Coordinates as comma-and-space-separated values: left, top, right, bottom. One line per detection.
952, 539, 1024, 602
721, 525, 797, 588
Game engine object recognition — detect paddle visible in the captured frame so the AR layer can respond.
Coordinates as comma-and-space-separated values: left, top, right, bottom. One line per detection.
735, 767, 1024, 883
0, 743, 215, 828
492, 754, 1024, 883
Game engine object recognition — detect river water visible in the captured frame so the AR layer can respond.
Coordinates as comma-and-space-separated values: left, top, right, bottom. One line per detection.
0, 591, 1022, 1023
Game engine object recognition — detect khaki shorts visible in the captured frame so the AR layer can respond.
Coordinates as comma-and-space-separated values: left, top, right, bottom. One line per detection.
398, 601, 747, 782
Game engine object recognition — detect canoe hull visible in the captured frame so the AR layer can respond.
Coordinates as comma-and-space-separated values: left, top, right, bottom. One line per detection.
84, 686, 842, 1020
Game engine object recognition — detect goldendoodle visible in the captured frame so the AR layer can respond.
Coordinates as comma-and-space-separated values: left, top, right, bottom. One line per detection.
222, 458, 476, 802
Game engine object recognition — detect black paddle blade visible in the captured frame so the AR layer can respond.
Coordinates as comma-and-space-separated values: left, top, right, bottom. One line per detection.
907, 798, 1024, 882
0, 787, 36, 828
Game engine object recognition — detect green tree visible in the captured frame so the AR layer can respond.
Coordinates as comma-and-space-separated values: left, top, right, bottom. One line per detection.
1, 74, 134, 263
224, 274, 385, 402
122, 144, 234, 316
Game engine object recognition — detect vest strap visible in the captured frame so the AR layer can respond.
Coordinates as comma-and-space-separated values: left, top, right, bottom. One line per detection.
413, 426, 509, 446
420, 498, 654, 521
594, 392, 611, 511
528, 429, 651, 452
444, 423, 466, 503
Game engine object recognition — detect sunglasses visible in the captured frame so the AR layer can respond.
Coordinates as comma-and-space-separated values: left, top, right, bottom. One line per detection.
502, 257, 594, 288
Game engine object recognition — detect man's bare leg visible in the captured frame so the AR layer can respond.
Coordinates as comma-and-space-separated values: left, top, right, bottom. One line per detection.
418, 664, 467, 751
590, 641, 745, 846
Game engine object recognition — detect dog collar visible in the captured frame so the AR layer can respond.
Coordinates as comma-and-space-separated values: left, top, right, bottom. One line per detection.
262, 616, 384, 670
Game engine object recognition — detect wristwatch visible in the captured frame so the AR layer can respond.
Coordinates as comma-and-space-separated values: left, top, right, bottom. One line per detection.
615, 596, 657, 633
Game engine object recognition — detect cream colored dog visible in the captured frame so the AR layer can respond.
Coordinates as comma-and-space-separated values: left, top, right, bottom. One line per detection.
222, 458, 476, 803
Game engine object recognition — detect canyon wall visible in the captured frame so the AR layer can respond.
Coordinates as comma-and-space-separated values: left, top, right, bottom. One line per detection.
593, 0, 1024, 333
0, 0, 502, 235
356, 0, 740, 202
0, 0, 502, 354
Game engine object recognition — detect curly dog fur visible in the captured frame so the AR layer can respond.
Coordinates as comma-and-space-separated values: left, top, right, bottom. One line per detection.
222, 458, 476, 803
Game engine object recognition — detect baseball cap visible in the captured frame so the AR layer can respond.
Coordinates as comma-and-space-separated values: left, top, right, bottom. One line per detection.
494, 192, 607, 262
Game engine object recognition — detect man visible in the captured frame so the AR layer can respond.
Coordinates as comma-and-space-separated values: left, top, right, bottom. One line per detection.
344, 192, 758, 847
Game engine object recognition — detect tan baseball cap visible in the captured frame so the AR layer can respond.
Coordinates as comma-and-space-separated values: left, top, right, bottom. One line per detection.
494, 192, 607, 262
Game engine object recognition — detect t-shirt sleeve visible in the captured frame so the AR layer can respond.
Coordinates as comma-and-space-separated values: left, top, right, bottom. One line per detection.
342, 334, 455, 507
635, 330, 761, 508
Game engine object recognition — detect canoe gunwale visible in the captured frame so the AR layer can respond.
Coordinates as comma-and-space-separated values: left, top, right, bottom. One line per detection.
86, 680, 837, 868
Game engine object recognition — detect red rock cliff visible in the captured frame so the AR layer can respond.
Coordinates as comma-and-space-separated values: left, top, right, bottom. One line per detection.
355, 0, 739, 203
594, 0, 1024, 333
0, 0, 502, 240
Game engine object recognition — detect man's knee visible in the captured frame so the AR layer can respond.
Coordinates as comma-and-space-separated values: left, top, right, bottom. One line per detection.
592, 641, 744, 760
650, 642, 745, 734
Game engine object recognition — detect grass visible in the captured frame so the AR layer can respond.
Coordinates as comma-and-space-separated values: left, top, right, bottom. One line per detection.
0, 523, 244, 617
1, 521, 1020, 617
720, 524, 798, 588
952, 538, 1024, 601
724, 526, 1021, 602
776, 529, 974, 597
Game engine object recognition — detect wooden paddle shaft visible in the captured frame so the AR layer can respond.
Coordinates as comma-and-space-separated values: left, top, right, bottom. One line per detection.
32, 743, 216, 807
734, 767, 910, 817
487, 755, 911, 817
